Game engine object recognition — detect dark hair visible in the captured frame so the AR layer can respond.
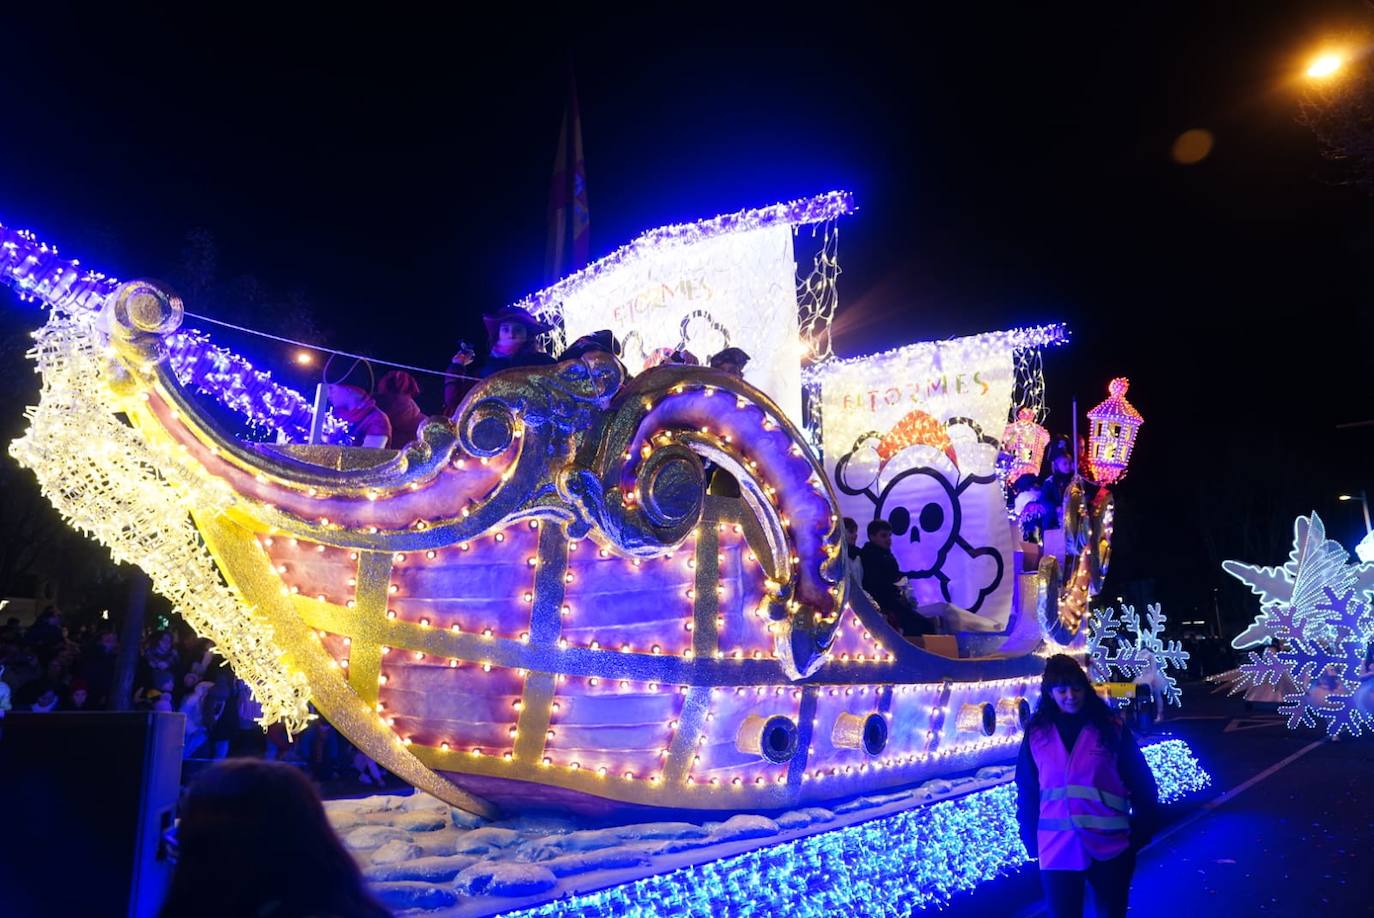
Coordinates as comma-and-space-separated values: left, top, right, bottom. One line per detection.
1011, 473, 1039, 494
159, 759, 388, 918
842, 517, 858, 534
867, 519, 892, 539
1027, 654, 1120, 745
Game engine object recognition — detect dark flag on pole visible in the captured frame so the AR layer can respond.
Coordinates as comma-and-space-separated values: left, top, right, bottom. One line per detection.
545, 76, 589, 284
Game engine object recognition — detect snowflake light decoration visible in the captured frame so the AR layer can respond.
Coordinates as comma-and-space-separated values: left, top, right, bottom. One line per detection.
1223, 512, 1374, 738
1087, 602, 1189, 707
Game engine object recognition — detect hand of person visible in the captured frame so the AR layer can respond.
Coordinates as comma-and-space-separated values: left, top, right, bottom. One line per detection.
451, 342, 476, 366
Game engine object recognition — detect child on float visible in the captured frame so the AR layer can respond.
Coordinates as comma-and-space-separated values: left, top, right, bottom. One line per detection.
444, 306, 556, 415
1016, 654, 1158, 918
373, 369, 426, 450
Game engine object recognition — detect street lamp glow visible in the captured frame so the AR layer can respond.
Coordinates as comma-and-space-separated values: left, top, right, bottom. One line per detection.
1339, 494, 1355, 501
294, 350, 315, 366
1306, 53, 1344, 78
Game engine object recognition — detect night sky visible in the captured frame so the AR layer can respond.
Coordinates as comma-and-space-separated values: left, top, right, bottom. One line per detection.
3, 3, 1372, 634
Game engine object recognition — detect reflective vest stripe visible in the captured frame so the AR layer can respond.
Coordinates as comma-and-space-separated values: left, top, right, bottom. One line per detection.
1042, 784, 1130, 812
1039, 814, 1132, 832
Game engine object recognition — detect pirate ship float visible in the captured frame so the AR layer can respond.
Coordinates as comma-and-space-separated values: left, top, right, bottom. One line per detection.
4, 195, 1121, 818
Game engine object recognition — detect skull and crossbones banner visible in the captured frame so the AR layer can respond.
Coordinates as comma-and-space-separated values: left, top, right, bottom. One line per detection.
812, 333, 1022, 622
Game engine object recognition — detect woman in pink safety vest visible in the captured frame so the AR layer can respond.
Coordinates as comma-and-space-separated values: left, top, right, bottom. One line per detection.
1016, 654, 1159, 918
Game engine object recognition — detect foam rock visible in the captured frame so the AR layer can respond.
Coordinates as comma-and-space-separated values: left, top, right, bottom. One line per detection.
496, 814, 578, 837
394, 810, 449, 833
455, 827, 522, 852
413, 830, 466, 857
455, 862, 558, 897
615, 821, 710, 841
363, 854, 480, 883
709, 814, 780, 843
542, 847, 653, 878
345, 825, 412, 850
775, 811, 815, 830
370, 881, 458, 911
369, 838, 422, 866
450, 807, 487, 830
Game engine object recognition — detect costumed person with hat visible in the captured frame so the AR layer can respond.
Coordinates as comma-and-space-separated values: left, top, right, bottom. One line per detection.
557, 329, 622, 364
708, 346, 750, 377
1016, 654, 1158, 918
704, 346, 751, 497
444, 306, 557, 416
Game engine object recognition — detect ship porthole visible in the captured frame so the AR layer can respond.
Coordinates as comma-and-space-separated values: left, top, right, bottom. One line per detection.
736, 714, 799, 764
761, 716, 799, 763
831, 711, 888, 756
861, 713, 888, 756
957, 702, 997, 737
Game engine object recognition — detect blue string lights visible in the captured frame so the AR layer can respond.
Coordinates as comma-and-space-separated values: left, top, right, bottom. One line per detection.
1, 221, 347, 444
501, 739, 1209, 917
165, 329, 349, 443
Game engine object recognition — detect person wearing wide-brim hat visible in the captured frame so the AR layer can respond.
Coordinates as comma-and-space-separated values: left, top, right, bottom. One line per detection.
444, 306, 557, 416
557, 329, 622, 364
708, 347, 750, 376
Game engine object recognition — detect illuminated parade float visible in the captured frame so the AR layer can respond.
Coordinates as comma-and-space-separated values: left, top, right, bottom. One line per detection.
2, 195, 1208, 914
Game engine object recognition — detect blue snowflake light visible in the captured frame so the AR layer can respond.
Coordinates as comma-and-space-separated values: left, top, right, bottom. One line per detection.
500, 739, 1208, 918
1088, 603, 1189, 707
1224, 513, 1374, 738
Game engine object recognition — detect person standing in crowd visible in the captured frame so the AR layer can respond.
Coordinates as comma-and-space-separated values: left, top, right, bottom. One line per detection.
373, 369, 427, 450
77, 629, 118, 708
142, 630, 180, 682
159, 759, 389, 918
326, 384, 392, 448
444, 306, 556, 415
24, 606, 63, 665
1016, 654, 1158, 918
860, 520, 932, 635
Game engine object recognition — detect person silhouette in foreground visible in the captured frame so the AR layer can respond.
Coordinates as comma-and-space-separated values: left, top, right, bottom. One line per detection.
159, 758, 389, 918
1016, 654, 1158, 918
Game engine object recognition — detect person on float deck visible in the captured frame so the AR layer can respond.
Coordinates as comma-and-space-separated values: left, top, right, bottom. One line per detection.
1037, 438, 1076, 531
557, 328, 621, 365
444, 306, 556, 416
704, 347, 750, 497
326, 383, 392, 448
842, 517, 861, 561
859, 519, 932, 636
1016, 654, 1158, 918
708, 346, 750, 377
373, 369, 426, 450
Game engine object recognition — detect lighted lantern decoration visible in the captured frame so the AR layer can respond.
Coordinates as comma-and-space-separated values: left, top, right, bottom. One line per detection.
1000, 408, 1050, 482
1085, 377, 1143, 484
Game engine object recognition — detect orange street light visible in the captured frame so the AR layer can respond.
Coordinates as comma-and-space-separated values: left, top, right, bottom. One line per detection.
1306, 52, 1344, 79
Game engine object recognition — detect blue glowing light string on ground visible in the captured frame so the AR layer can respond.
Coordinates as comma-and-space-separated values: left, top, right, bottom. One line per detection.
501, 739, 1209, 918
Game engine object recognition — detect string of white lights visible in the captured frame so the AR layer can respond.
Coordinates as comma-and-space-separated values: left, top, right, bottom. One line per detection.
9, 307, 313, 730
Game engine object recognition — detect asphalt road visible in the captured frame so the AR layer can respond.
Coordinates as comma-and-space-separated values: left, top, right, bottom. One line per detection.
943, 684, 1372, 917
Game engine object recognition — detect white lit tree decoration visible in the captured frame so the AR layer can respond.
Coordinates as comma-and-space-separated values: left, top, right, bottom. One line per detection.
1087, 603, 1189, 707
1223, 513, 1374, 737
